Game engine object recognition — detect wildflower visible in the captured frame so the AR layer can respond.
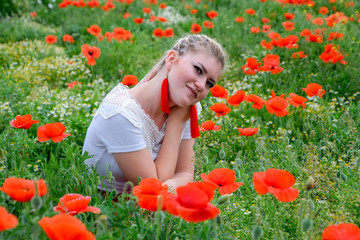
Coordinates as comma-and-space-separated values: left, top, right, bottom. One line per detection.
262, 17, 270, 23
133, 18, 144, 24
0, 206, 18, 232
305, 34, 323, 43
67, 81, 82, 89
105, 1, 115, 9
262, 25, 271, 33
163, 28, 174, 38
238, 128, 259, 137
206, 11, 218, 19
266, 95, 289, 117
62, 34, 74, 43
143, 7, 151, 14
259, 54, 283, 74
203, 21, 214, 28
200, 121, 221, 131
123, 12, 132, 19
39, 214, 95, 240
242, 57, 262, 75
282, 21, 295, 31
0, 178, 47, 202
133, 178, 171, 211
157, 16, 167, 22
322, 223, 360, 240
86, 25, 101, 37
312, 17, 324, 25
250, 27, 261, 33
268, 31, 281, 40
10, 114, 39, 129
37, 123, 71, 143
284, 13, 294, 20
300, 29, 312, 37
253, 168, 299, 202
306, 13, 313, 21
245, 94, 265, 109
191, 9, 198, 14
292, 51, 307, 59
159, 3, 166, 8
260, 40, 273, 50
191, 23, 201, 34
153, 28, 163, 37
165, 182, 220, 223
302, 83, 326, 98
327, 32, 344, 41
210, 85, 228, 99
122, 75, 138, 86
81, 44, 101, 66
235, 17, 244, 23
54, 193, 100, 215
286, 93, 308, 108
245, 9, 256, 15
319, 6, 329, 15
201, 168, 244, 195
209, 103, 231, 117
30, 12, 37, 17
45, 35, 57, 44
227, 90, 245, 107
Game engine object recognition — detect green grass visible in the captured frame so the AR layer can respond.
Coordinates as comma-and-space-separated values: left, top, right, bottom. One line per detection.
0, 0, 359, 239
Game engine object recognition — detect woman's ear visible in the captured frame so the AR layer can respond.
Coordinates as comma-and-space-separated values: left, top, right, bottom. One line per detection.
165, 50, 178, 71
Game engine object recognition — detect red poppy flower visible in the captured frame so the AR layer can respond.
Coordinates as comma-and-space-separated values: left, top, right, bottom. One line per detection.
191, 9, 198, 14
67, 81, 82, 89
268, 31, 281, 40
286, 93, 308, 108
282, 21, 295, 31
143, 7, 151, 14
101, 5, 109, 11
157, 16, 167, 22
206, 11, 218, 19
266, 96, 289, 117
123, 12, 132, 19
62, 34, 74, 43
105, 1, 115, 9
262, 17, 270, 23
327, 32, 344, 41
245, 8, 256, 15
253, 168, 299, 202
242, 57, 262, 75
133, 18, 144, 24
53, 193, 100, 215
0, 206, 18, 231
159, 3, 166, 8
200, 120, 221, 132
0, 178, 47, 202
191, 23, 202, 34
262, 25, 271, 33
133, 178, 171, 211
201, 168, 244, 195
284, 13, 294, 20
165, 182, 220, 223
322, 223, 360, 240
238, 127, 258, 137
260, 40, 273, 50
227, 90, 245, 107
153, 28, 163, 37
203, 21, 214, 28
312, 17, 324, 25
259, 54, 283, 74
292, 51, 307, 59
300, 29, 312, 37
319, 6, 329, 15
245, 94, 265, 109
250, 27, 261, 33
30, 11, 37, 17
45, 35, 57, 44
39, 214, 95, 240
302, 83, 326, 98
10, 114, 39, 129
86, 25, 101, 37
163, 28, 174, 38
209, 103, 231, 117
210, 85, 228, 99
37, 123, 70, 143
306, 13, 313, 21
122, 75, 138, 86
81, 44, 101, 66
320, 44, 347, 64
235, 17, 244, 23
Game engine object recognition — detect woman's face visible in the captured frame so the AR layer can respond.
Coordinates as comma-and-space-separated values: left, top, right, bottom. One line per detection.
166, 50, 222, 107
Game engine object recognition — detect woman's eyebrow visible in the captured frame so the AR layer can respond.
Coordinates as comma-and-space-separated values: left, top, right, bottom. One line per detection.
197, 62, 208, 74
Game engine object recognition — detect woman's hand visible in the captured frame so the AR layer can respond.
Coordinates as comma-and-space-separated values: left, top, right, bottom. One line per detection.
167, 105, 190, 124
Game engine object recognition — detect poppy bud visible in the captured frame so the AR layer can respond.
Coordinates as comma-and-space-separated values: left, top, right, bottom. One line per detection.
0, 148, 5, 161
99, 214, 108, 225
86, 185, 92, 196
127, 200, 136, 209
310, 130, 316, 138
252, 225, 263, 240
301, 217, 313, 232
107, 171, 112, 182
219, 147, 226, 159
31, 196, 43, 210
209, 230, 217, 238
155, 211, 165, 225
305, 176, 315, 190
97, 176, 101, 185
111, 189, 117, 199
340, 173, 347, 182
218, 194, 231, 205
203, 155, 209, 164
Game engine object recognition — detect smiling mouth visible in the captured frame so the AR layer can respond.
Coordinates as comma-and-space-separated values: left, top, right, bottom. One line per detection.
187, 86, 198, 99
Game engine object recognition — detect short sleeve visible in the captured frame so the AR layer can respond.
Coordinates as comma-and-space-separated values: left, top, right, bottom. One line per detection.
94, 113, 147, 153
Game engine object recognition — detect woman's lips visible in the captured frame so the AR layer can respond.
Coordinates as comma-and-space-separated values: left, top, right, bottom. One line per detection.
186, 86, 198, 99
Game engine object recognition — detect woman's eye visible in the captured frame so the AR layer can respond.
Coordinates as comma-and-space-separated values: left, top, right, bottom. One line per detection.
206, 81, 215, 88
194, 65, 202, 74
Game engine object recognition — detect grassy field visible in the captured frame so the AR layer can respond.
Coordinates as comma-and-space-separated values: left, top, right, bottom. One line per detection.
0, 0, 359, 239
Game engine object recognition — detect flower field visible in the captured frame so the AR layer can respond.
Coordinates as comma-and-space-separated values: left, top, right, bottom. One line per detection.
0, 0, 360, 239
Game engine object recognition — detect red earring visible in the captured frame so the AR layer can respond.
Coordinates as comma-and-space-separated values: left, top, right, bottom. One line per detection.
161, 77, 171, 114
190, 105, 200, 138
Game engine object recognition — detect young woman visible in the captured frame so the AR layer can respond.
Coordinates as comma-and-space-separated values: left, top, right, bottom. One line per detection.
83, 34, 226, 193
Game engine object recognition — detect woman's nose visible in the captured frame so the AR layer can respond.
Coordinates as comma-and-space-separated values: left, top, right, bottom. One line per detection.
194, 76, 206, 92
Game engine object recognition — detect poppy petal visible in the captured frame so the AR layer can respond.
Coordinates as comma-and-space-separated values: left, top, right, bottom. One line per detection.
253, 172, 268, 195
218, 182, 244, 195
176, 203, 220, 223
268, 186, 299, 202
37, 126, 50, 142
264, 169, 296, 189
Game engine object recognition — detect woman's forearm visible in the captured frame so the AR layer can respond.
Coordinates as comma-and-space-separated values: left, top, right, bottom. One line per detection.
162, 171, 194, 192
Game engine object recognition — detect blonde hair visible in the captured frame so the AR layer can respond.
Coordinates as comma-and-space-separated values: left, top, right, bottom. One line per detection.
142, 34, 227, 82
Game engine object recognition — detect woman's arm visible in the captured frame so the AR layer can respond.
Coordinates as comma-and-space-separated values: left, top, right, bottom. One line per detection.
113, 106, 190, 185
